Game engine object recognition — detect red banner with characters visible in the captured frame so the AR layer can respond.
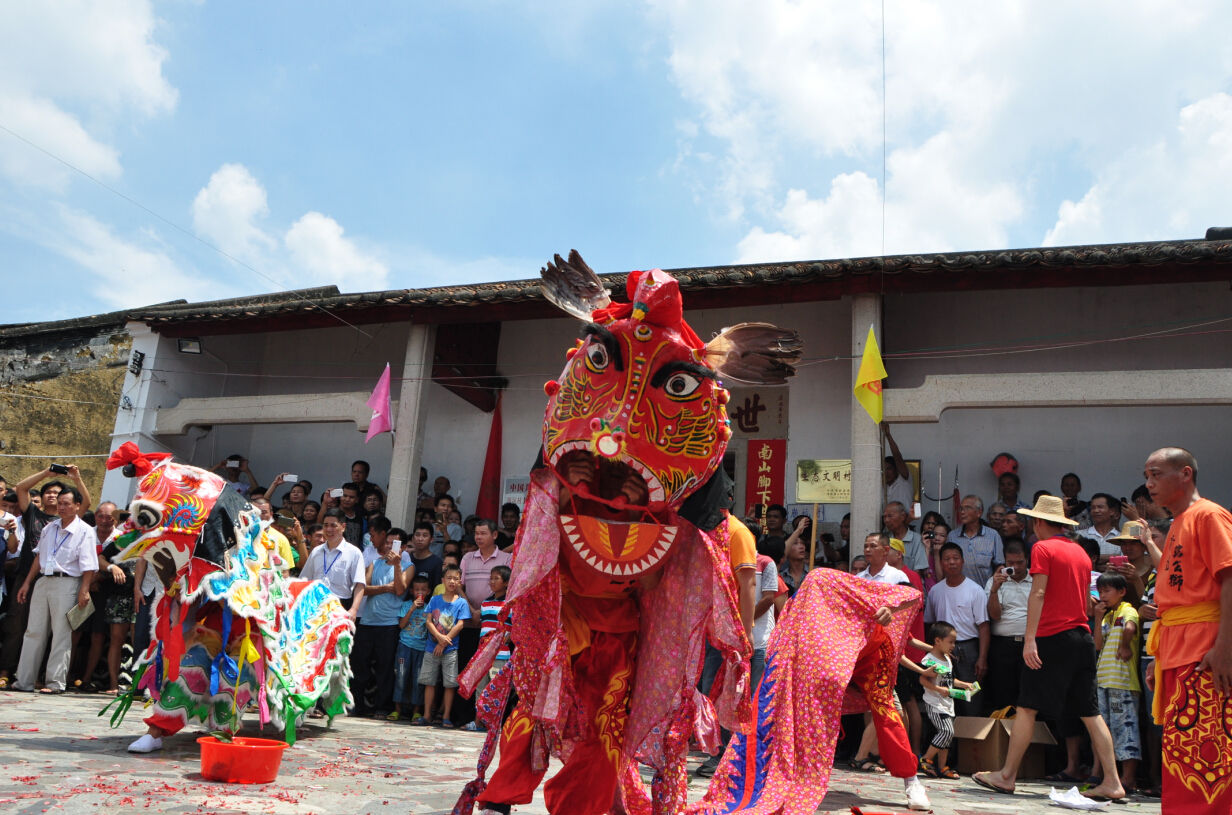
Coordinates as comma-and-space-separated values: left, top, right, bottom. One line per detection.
745, 438, 787, 517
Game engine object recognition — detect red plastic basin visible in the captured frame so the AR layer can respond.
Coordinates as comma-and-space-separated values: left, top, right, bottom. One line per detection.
197, 736, 288, 784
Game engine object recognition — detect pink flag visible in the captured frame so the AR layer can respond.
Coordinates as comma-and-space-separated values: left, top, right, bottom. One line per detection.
365, 363, 393, 443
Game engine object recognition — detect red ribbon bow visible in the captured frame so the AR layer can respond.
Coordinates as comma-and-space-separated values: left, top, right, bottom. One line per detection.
105, 441, 171, 477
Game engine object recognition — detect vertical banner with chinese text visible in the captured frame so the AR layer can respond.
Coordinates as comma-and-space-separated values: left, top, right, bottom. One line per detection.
745, 438, 787, 518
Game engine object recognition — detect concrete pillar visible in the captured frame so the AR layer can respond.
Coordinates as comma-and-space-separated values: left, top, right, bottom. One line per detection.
386, 323, 436, 527
849, 293, 883, 558
101, 323, 174, 507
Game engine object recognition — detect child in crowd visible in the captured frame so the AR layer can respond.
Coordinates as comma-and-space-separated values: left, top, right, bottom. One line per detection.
419, 566, 470, 728
433, 554, 461, 596
1091, 572, 1140, 792
918, 621, 975, 780
393, 574, 432, 723
464, 565, 512, 732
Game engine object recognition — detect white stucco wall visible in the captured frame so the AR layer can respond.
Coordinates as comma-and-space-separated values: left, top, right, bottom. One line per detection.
124, 279, 1232, 525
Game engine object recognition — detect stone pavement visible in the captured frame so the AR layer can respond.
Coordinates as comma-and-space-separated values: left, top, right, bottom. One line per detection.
1, 692, 1162, 814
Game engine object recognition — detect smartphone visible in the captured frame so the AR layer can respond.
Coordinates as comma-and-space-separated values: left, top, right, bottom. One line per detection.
274, 514, 295, 529
226, 459, 241, 468
912, 502, 922, 519
330, 488, 343, 498
283, 474, 299, 483
1109, 555, 1130, 568
48, 463, 70, 475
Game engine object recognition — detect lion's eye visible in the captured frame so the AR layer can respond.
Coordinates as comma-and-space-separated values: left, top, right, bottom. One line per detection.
664, 372, 702, 398
130, 500, 164, 531
585, 342, 610, 372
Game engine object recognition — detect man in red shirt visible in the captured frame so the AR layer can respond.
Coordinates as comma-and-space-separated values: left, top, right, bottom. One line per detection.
973, 496, 1125, 802
1142, 447, 1232, 812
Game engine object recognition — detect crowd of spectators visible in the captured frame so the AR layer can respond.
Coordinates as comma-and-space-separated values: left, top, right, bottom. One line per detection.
746, 433, 1176, 797
0, 459, 519, 733
0, 439, 1206, 792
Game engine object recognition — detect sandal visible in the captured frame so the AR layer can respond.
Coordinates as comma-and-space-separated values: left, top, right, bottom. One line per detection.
410, 717, 431, 726
386, 711, 401, 721
0, 676, 9, 690
849, 757, 887, 773
917, 757, 940, 778
938, 765, 961, 780
1045, 771, 1085, 783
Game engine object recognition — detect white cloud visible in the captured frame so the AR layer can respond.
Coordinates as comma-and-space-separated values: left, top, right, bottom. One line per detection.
652, 0, 1232, 258
52, 207, 221, 308
191, 163, 278, 264
0, 0, 176, 189
1045, 93, 1232, 246
285, 212, 389, 291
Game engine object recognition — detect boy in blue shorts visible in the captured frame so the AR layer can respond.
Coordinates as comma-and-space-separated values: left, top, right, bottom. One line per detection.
419, 565, 470, 728
1091, 571, 1140, 793
392, 573, 431, 723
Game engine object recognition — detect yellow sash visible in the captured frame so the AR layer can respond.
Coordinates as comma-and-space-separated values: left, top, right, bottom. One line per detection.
1146, 600, 1221, 724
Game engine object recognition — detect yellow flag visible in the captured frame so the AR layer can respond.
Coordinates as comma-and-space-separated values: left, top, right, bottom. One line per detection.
853, 325, 887, 423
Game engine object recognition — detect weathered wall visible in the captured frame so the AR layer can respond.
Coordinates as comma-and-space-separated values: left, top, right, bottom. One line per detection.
0, 329, 130, 501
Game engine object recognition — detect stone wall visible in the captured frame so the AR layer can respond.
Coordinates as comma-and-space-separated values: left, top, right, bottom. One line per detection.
0, 328, 131, 502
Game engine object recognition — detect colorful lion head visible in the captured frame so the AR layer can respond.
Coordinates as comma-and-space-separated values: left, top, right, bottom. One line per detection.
538, 251, 801, 581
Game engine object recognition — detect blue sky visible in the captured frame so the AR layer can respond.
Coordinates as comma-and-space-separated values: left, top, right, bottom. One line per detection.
3, 1, 1232, 323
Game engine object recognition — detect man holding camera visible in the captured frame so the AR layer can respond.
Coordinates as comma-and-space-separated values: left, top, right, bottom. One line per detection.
0, 465, 91, 690
985, 539, 1032, 711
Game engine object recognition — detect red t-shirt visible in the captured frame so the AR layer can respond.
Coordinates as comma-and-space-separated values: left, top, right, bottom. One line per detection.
1030, 535, 1091, 638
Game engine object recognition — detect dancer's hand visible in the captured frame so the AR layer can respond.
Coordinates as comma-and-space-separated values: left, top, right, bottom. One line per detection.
874, 606, 892, 626
1198, 636, 1232, 694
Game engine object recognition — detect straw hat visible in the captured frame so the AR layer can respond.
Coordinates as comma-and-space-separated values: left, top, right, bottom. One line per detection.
888, 538, 906, 554
1018, 495, 1079, 527
1112, 520, 1147, 542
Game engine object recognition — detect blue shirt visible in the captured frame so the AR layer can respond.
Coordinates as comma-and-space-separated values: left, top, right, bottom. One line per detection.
359, 558, 403, 626
398, 599, 429, 650
425, 594, 471, 652
947, 522, 1004, 587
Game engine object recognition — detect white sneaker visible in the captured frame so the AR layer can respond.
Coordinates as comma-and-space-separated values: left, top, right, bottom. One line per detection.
905, 776, 931, 811
127, 734, 163, 753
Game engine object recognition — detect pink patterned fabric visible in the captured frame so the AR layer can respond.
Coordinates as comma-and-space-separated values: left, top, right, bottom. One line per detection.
690, 569, 921, 815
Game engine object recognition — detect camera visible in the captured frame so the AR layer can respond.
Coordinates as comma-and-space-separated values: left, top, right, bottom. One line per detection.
48, 463, 70, 475
283, 474, 299, 483
1002, 566, 1015, 577
226, 459, 241, 468
330, 488, 343, 498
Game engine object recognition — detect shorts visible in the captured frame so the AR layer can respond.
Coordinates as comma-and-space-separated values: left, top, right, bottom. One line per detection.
1016, 627, 1098, 720
923, 703, 955, 749
393, 643, 425, 705
419, 648, 459, 689
895, 664, 922, 701
1097, 686, 1141, 761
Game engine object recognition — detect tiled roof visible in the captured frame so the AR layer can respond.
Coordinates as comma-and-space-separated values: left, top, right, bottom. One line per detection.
4, 239, 1231, 339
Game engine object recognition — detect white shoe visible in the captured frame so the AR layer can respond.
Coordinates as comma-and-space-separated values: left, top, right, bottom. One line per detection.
905, 776, 931, 811
128, 734, 163, 753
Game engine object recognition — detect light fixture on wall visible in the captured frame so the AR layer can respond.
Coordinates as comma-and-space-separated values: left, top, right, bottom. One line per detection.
177, 338, 203, 354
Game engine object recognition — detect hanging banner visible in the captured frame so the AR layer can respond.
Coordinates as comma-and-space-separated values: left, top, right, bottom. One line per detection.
745, 438, 787, 517
796, 459, 853, 504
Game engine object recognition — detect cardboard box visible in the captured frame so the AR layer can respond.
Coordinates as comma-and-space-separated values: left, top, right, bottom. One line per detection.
952, 716, 1057, 779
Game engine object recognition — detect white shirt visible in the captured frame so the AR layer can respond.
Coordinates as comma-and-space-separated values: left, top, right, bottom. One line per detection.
857, 562, 910, 586
1079, 525, 1122, 559
984, 573, 1034, 637
924, 578, 989, 641
752, 560, 779, 650
36, 517, 98, 577
886, 476, 913, 514
299, 539, 365, 599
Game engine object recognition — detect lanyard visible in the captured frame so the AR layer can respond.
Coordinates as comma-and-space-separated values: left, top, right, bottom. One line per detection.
323, 546, 343, 576
50, 528, 72, 562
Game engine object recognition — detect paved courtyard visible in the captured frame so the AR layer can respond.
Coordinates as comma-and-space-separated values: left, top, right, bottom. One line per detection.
0, 692, 1161, 814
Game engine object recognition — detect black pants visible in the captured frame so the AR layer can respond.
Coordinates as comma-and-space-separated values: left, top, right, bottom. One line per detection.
986, 635, 1025, 712
454, 627, 481, 725
349, 623, 399, 714
0, 590, 31, 676
952, 637, 982, 716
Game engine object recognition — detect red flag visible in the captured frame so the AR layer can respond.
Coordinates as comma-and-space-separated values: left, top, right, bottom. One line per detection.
365, 363, 393, 443
475, 393, 503, 520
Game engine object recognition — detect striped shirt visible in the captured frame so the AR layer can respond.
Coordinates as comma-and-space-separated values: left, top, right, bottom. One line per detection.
480, 594, 511, 659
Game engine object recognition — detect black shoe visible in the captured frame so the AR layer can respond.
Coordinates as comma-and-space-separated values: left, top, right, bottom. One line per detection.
696, 756, 720, 778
